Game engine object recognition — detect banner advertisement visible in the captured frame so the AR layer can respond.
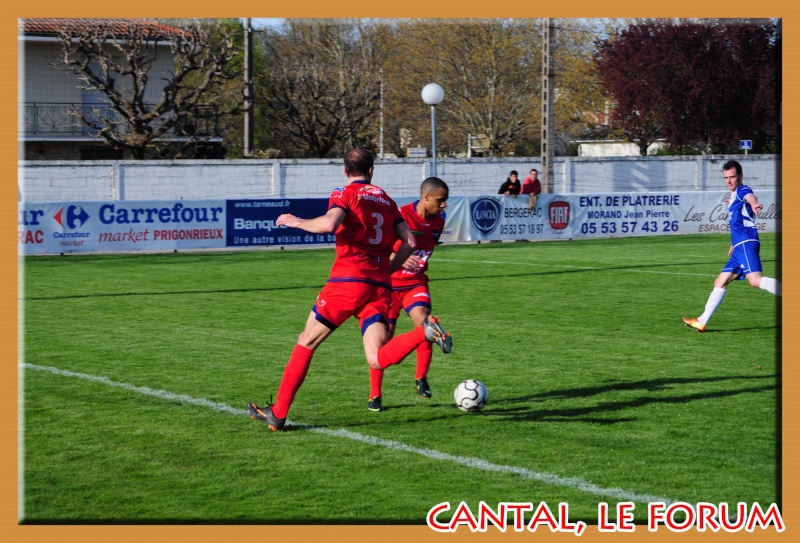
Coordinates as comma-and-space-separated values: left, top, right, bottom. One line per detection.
19, 200, 228, 255
226, 198, 333, 248
462, 191, 779, 242
19, 191, 780, 255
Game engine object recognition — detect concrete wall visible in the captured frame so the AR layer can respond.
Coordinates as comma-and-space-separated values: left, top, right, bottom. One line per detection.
578, 141, 668, 157
19, 154, 780, 202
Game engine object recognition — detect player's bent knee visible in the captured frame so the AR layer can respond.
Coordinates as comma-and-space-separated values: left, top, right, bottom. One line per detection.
745, 272, 763, 288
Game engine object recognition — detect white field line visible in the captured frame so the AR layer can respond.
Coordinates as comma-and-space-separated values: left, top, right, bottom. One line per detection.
23, 362, 679, 506
435, 258, 715, 277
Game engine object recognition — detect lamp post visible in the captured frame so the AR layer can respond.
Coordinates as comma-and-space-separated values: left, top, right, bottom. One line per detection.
421, 83, 444, 177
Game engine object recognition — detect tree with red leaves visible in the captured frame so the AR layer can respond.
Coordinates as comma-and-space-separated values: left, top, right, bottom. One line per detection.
595, 19, 780, 155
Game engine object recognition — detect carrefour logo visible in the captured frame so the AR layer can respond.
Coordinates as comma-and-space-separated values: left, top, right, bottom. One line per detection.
470, 197, 502, 236
54, 205, 89, 229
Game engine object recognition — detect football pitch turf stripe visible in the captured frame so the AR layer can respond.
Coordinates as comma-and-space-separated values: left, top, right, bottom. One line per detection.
23, 362, 679, 506
435, 258, 717, 277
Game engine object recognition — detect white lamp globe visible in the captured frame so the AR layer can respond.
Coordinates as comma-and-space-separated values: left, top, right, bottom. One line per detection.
421, 83, 445, 106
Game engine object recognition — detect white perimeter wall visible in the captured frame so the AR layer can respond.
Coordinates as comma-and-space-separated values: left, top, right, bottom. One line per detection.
19, 154, 780, 202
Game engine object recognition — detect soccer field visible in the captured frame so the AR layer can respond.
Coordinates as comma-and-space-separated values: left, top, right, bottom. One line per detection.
20, 233, 780, 524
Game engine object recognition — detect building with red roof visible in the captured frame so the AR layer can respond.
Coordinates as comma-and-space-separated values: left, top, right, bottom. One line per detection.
19, 18, 188, 160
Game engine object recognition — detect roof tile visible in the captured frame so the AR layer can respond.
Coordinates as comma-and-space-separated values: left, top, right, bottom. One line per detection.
20, 18, 183, 39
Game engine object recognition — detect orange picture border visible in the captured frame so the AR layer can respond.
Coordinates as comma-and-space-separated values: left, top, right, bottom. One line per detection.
2, 2, 796, 542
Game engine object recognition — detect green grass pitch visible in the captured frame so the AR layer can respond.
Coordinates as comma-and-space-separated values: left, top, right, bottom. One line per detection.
20, 233, 780, 524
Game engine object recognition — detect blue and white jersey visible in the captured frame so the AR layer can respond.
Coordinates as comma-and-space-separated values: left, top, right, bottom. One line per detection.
728, 185, 759, 246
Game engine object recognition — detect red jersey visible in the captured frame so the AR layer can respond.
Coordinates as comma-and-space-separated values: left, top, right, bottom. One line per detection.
327, 180, 404, 288
522, 176, 541, 195
391, 201, 445, 289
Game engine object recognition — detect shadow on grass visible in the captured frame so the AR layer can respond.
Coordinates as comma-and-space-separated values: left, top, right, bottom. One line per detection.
430, 257, 779, 284
506, 374, 779, 403
698, 325, 780, 333
491, 383, 777, 423
332, 374, 779, 429
490, 374, 778, 425
22, 257, 779, 301
22, 283, 326, 301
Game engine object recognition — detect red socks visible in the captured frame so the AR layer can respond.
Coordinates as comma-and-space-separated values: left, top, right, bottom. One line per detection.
377, 326, 426, 369
415, 340, 433, 380
371, 336, 432, 397
272, 344, 314, 419
276, 327, 428, 414
369, 367, 384, 399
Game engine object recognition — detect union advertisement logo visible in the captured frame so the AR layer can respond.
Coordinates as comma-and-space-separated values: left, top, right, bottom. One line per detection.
470, 197, 501, 236
548, 201, 571, 230
54, 205, 90, 229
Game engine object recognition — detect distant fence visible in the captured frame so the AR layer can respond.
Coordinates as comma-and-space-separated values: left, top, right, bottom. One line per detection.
19, 155, 780, 203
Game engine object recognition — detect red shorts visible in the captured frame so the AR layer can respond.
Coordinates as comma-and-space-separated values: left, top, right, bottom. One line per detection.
313, 280, 391, 334
389, 284, 432, 324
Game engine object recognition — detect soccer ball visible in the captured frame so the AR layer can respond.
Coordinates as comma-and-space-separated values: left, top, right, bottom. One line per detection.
454, 379, 488, 412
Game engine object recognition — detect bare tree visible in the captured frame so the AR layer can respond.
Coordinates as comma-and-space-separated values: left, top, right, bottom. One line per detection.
438, 19, 541, 156
53, 18, 244, 159
550, 19, 622, 155
380, 19, 541, 157
257, 19, 382, 158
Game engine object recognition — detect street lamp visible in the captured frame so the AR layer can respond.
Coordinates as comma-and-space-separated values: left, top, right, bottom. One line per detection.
421, 83, 444, 177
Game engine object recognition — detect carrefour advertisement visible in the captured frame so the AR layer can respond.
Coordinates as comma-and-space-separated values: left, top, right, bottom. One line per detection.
18, 191, 780, 255
18, 198, 337, 255
18, 200, 228, 255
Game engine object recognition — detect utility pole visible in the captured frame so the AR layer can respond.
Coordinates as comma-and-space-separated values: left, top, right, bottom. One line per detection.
379, 67, 385, 159
540, 18, 555, 194
243, 18, 254, 157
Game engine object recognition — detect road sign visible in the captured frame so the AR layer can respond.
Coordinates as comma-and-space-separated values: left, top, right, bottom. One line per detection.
739, 140, 753, 150
407, 147, 427, 158
470, 134, 490, 151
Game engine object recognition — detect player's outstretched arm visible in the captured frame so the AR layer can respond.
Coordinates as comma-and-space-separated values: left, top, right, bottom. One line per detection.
276, 208, 346, 234
745, 193, 763, 215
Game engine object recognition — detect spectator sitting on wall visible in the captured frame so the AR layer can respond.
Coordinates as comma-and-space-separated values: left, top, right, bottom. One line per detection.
522, 168, 542, 209
498, 170, 521, 197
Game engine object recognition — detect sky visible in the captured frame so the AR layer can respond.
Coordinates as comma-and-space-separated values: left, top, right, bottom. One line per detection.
249, 18, 284, 29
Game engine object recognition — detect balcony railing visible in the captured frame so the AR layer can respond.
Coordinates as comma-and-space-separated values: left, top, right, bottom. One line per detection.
20, 103, 220, 138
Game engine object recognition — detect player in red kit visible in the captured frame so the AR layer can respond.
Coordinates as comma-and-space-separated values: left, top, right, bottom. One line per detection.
368, 177, 449, 412
248, 149, 452, 431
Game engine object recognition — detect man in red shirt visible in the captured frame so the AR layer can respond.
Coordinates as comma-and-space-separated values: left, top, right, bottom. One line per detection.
368, 177, 449, 411
522, 168, 542, 210
248, 149, 452, 431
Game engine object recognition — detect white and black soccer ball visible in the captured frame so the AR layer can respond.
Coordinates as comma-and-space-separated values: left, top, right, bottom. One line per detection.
454, 379, 488, 413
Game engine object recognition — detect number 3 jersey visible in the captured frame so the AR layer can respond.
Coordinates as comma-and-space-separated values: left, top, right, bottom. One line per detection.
391, 201, 446, 289
327, 180, 404, 288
